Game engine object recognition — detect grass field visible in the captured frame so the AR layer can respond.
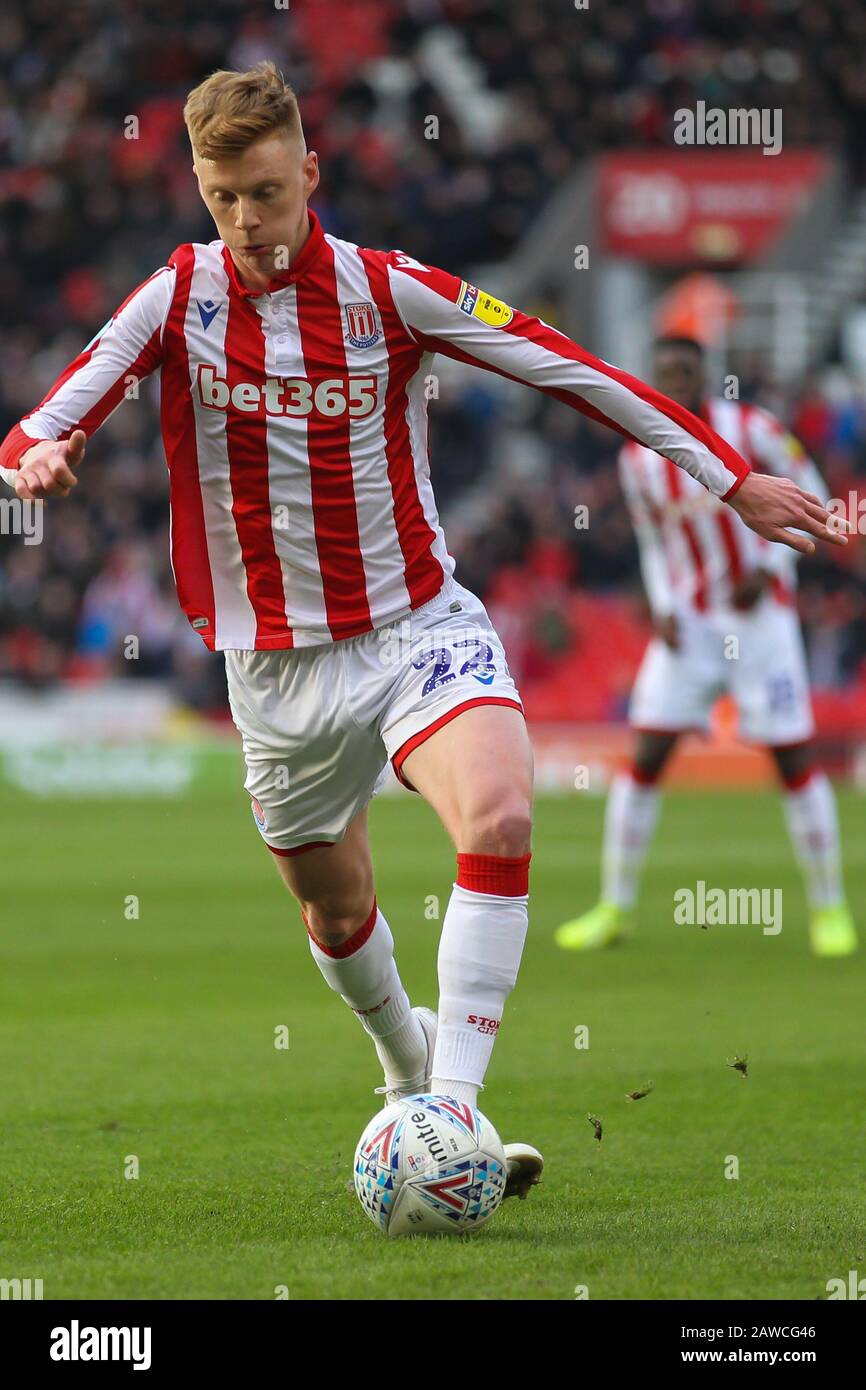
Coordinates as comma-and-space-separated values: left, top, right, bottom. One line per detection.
2, 774, 864, 1301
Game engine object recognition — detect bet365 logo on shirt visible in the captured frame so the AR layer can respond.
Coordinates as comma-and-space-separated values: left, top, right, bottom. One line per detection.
457, 281, 514, 328
197, 364, 378, 418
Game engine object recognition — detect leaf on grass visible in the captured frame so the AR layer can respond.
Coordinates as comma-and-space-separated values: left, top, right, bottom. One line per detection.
625, 1082, 654, 1102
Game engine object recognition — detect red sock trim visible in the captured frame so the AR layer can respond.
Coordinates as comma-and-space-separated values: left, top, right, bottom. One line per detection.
631, 764, 661, 787
781, 766, 816, 793
456, 852, 531, 896
304, 898, 378, 958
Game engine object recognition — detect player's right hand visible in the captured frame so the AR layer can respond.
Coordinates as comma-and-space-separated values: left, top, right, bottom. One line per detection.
654, 613, 679, 649
14, 429, 86, 500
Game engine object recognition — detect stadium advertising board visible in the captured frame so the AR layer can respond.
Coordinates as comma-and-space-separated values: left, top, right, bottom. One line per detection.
598, 150, 829, 263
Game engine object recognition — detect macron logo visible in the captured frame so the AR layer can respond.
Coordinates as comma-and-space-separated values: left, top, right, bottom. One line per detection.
197, 299, 223, 330
392, 253, 430, 273
50, 1320, 152, 1370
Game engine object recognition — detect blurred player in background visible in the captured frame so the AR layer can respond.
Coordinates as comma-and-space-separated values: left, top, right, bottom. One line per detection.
556, 337, 857, 959
0, 66, 848, 1195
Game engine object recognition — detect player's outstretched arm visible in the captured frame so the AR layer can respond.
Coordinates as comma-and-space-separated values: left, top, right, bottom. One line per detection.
14, 429, 87, 501
0, 263, 175, 499
384, 255, 848, 554
726, 471, 846, 555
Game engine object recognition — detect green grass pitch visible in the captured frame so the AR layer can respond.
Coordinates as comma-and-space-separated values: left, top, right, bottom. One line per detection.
1, 774, 864, 1300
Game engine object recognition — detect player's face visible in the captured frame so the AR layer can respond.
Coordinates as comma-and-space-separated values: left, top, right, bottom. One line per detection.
652, 347, 705, 413
194, 132, 320, 285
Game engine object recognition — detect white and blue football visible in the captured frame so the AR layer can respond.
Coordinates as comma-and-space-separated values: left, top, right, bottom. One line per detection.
353, 1094, 508, 1237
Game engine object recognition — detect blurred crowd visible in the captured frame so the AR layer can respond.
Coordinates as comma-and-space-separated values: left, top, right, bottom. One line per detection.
2, 0, 866, 716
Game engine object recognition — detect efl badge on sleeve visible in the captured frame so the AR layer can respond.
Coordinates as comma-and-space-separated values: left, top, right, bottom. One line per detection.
457, 281, 514, 329
344, 302, 381, 349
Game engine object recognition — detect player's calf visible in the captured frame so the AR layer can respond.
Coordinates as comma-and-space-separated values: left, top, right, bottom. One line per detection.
771, 745, 857, 953
305, 900, 432, 1098
398, 706, 534, 1106
429, 848, 532, 1108
268, 815, 431, 1094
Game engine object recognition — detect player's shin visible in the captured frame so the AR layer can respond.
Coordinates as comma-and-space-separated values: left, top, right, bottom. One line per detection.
781, 769, 844, 907
602, 769, 661, 909
305, 901, 427, 1087
431, 853, 531, 1107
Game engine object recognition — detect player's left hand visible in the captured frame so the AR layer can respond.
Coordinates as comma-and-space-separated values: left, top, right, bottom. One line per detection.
727, 472, 850, 554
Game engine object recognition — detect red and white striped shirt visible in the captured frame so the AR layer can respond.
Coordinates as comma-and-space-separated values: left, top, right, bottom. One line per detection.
1, 210, 756, 650
619, 397, 827, 615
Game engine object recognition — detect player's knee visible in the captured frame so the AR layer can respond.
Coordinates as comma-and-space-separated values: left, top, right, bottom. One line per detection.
631, 759, 663, 786
772, 741, 814, 788
461, 798, 532, 857
302, 894, 374, 948
633, 733, 676, 782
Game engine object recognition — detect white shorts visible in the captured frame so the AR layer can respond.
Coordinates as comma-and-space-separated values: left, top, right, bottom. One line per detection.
629, 598, 814, 745
224, 580, 524, 854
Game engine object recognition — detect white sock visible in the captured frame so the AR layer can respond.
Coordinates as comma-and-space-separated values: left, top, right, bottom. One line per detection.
306, 902, 427, 1088
782, 771, 844, 909
431, 858, 530, 1105
601, 771, 661, 909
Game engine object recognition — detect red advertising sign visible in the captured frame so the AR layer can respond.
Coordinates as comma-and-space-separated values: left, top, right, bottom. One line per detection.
598, 151, 829, 264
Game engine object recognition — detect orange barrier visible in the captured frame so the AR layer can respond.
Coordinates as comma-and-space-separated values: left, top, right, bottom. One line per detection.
529, 705, 826, 791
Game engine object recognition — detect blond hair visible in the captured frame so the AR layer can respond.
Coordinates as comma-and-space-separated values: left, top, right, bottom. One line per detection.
183, 60, 304, 160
